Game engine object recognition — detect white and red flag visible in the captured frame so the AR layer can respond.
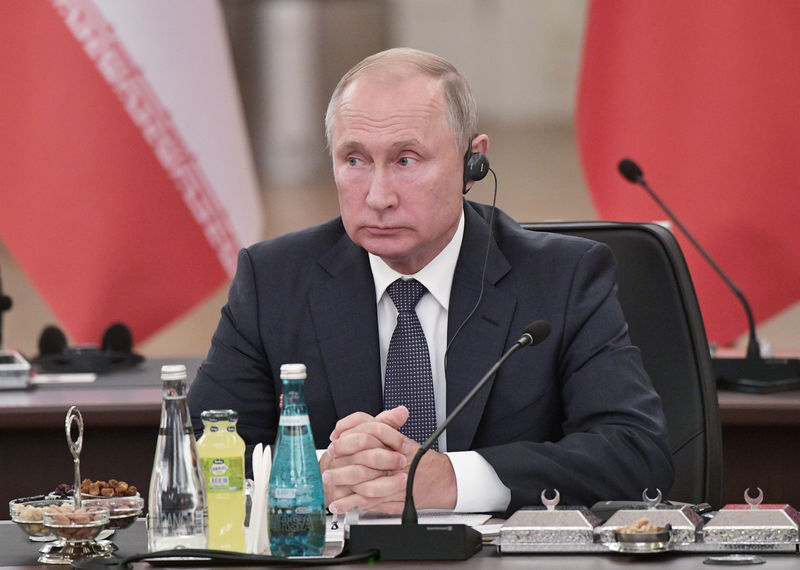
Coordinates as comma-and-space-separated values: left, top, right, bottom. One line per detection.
577, 0, 800, 346
0, 0, 261, 345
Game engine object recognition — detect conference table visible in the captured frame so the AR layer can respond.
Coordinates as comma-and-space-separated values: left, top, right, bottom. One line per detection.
2, 358, 800, 507
2, 358, 800, 567
2, 519, 799, 569
2, 357, 799, 509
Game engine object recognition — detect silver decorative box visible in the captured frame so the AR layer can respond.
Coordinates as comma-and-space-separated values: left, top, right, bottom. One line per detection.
701, 488, 800, 552
597, 488, 702, 546
499, 490, 604, 553
597, 504, 703, 545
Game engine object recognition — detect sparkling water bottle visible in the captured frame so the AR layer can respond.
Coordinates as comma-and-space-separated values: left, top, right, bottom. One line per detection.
148, 364, 208, 551
268, 363, 325, 556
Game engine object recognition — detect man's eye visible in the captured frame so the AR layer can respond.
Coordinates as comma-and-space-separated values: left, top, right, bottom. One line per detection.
398, 157, 417, 167
347, 157, 361, 166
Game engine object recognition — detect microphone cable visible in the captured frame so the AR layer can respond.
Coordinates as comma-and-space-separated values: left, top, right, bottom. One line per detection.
444, 166, 498, 371
71, 547, 380, 569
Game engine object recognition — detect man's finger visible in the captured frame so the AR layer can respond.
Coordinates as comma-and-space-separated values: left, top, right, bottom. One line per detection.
326, 431, 384, 459
322, 463, 393, 488
329, 405, 410, 442
328, 478, 407, 515
351, 472, 407, 499
373, 405, 409, 430
329, 411, 377, 441
325, 446, 408, 474
327, 425, 410, 458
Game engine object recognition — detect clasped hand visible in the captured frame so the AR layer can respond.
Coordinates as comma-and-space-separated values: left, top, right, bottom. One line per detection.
319, 405, 457, 515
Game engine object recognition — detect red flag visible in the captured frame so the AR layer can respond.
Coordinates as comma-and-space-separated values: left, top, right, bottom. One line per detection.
0, 0, 261, 345
576, 0, 800, 347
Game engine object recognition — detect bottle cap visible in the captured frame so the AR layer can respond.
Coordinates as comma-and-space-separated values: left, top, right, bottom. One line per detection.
201, 409, 238, 422
280, 363, 307, 380
160, 364, 187, 380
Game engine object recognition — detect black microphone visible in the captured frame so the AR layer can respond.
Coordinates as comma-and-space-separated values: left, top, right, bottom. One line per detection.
32, 323, 144, 374
348, 320, 552, 561
101, 322, 134, 353
618, 158, 800, 393
38, 325, 68, 355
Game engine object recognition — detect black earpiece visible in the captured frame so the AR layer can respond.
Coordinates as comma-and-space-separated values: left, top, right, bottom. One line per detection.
33, 322, 143, 373
463, 138, 490, 194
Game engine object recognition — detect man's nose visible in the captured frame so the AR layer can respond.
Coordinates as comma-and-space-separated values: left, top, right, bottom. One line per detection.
365, 166, 397, 209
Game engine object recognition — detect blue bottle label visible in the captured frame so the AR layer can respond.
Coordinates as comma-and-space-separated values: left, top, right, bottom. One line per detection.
272, 487, 297, 499
278, 414, 309, 427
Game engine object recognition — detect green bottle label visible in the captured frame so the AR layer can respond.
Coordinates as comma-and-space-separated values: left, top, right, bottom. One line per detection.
201, 457, 244, 493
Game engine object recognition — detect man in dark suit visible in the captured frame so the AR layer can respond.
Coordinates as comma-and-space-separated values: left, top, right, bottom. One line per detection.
188, 48, 673, 516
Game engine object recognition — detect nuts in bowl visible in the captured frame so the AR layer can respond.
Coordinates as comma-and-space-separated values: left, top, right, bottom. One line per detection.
9, 497, 69, 541
82, 495, 144, 530
51, 478, 140, 499
617, 517, 665, 535
79, 478, 139, 498
42, 504, 109, 541
613, 518, 672, 553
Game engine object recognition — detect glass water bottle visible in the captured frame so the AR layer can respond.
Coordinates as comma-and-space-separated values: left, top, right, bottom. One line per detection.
268, 363, 325, 556
147, 364, 208, 551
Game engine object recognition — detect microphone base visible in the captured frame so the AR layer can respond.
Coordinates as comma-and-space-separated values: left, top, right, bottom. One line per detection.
714, 356, 800, 393
348, 523, 482, 561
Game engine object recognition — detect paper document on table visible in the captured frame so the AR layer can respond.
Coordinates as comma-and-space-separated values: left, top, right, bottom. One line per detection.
356, 511, 491, 527
474, 522, 503, 538
31, 373, 97, 384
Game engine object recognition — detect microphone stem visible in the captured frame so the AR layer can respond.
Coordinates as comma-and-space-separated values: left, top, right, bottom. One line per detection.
400, 337, 530, 525
638, 180, 760, 360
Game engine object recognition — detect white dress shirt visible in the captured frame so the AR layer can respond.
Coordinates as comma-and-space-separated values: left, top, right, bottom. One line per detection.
367, 211, 511, 513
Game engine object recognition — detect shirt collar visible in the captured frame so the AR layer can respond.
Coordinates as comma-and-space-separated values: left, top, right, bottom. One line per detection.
368, 208, 465, 311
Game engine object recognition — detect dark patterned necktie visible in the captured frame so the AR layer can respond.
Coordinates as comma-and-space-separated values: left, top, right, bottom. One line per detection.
383, 278, 438, 449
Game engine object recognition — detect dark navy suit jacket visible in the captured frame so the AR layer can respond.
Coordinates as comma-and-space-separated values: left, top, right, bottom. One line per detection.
188, 200, 673, 514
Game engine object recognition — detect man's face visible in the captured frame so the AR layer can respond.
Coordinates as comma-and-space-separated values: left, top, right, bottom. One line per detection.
329, 71, 465, 275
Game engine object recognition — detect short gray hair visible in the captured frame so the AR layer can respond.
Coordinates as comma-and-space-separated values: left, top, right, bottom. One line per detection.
324, 47, 478, 153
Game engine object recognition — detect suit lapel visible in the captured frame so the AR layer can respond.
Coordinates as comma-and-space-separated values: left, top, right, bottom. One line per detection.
309, 234, 383, 418
445, 203, 516, 450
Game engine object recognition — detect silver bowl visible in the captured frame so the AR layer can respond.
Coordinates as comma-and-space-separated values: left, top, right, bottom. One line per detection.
8, 497, 71, 542
82, 495, 143, 530
42, 504, 109, 542
613, 524, 672, 553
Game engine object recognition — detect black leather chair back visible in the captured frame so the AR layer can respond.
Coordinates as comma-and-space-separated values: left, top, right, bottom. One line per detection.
522, 221, 722, 507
